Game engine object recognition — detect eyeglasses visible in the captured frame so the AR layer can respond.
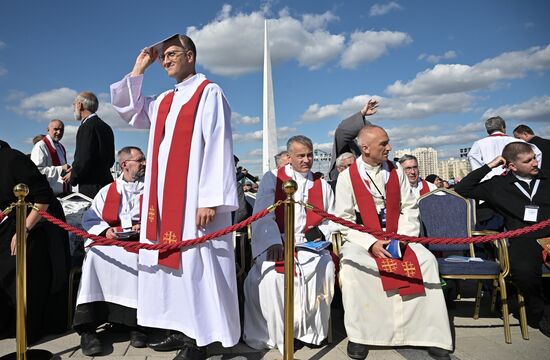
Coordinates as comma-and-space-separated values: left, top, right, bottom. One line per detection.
159, 50, 186, 62
403, 166, 418, 172
124, 157, 146, 164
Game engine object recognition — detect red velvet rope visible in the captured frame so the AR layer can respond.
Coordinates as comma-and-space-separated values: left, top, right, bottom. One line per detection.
36, 205, 275, 252
3, 199, 548, 252
306, 203, 550, 244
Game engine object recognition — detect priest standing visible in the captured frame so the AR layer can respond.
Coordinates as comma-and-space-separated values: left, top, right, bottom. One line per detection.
334, 125, 452, 360
110, 34, 238, 360
30, 119, 71, 195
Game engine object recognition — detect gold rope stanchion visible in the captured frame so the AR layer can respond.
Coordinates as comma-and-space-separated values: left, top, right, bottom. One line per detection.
1, 184, 52, 360
282, 180, 297, 360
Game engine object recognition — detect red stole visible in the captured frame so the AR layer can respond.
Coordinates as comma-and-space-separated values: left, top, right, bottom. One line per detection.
419, 179, 431, 196
274, 166, 324, 274
42, 136, 66, 166
101, 181, 143, 228
146, 80, 211, 269
349, 160, 425, 296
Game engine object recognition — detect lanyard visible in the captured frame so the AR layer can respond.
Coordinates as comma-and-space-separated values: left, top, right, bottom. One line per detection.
364, 171, 385, 201
514, 179, 540, 203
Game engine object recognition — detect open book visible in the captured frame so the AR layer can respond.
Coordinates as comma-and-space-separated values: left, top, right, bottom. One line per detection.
295, 240, 331, 252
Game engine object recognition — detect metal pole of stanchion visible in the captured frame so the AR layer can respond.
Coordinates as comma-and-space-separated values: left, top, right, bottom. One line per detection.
15, 183, 29, 360
0, 184, 52, 360
282, 180, 297, 360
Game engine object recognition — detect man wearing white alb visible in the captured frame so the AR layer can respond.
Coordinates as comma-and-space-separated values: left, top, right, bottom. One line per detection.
243, 135, 335, 353
74, 146, 146, 356
30, 119, 71, 195
110, 34, 238, 360
334, 125, 452, 360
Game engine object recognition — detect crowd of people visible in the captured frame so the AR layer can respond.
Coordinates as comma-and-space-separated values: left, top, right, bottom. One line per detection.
0, 33, 548, 360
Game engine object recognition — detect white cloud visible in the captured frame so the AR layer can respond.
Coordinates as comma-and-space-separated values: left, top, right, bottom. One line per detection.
232, 112, 260, 125
313, 141, 332, 153
7, 87, 145, 132
387, 44, 550, 96
0, 67, 7, 76
302, 11, 339, 31
418, 50, 457, 64
482, 96, 550, 122
340, 31, 412, 69
369, 2, 403, 17
301, 92, 472, 122
232, 126, 297, 143
0, 40, 5, 49
187, 7, 345, 76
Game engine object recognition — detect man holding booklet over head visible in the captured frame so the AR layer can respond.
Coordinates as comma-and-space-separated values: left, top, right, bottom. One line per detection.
334, 125, 452, 360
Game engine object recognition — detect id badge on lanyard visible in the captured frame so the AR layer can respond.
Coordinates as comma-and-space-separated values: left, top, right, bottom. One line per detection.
514, 179, 540, 223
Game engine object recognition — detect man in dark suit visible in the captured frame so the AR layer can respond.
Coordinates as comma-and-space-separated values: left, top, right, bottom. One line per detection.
69, 92, 115, 198
514, 124, 550, 171
328, 99, 378, 181
455, 142, 550, 338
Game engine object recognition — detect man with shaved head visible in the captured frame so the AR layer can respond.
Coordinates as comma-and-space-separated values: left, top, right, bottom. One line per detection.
334, 125, 452, 360
31, 119, 71, 195
111, 34, 238, 360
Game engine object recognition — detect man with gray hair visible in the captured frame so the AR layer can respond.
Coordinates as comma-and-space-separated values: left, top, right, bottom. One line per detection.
243, 135, 336, 353
75, 146, 147, 355
70, 91, 115, 198
468, 116, 541, 182
274, 150, 290, 168
335, 152, 356, 173
398, 154, 436, 198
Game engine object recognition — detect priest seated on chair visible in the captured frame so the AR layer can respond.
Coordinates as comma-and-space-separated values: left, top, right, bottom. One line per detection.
74, 146, 147, 356
243, 135, 337, 353
334, 125, 453, 360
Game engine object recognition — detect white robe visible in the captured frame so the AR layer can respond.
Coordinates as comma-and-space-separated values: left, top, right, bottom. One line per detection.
410, 179, 437, 199
334, 157, 453, 350
77, 177, 144, 308
110, 73, 239, 347
243, 165, 336, 353
30, 135, 67, 195
468, 132, 542, 182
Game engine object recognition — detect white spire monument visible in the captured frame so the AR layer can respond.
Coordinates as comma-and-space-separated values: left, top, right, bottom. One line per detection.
262, 19, 278, 173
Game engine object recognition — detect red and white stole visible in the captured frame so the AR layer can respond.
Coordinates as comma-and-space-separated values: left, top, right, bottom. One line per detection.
349, 160, 425, 296
419, 179, 431, 196
101, 181, 143, 227
42, 136, 66, 166
146, 79, 211, 269
274, 166, 324, 274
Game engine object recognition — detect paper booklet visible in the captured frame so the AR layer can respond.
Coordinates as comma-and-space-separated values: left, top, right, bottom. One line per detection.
444, 255, 484, 262
295, 240, 331, 252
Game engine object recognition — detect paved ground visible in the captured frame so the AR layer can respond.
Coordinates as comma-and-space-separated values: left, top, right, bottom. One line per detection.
1, 288, 548, 360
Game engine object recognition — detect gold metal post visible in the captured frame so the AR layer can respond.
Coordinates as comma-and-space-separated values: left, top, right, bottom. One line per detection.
282, 180, 297, 360
0, 184, 52, 360
14, 183, 29, 360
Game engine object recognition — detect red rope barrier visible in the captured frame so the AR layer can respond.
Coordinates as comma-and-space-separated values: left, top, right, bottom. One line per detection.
36, 203, 277, 252
307, 204, 550, 244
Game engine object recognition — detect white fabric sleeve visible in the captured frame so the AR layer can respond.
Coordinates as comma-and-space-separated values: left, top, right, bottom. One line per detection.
318, 180, 337, 240
30, 142, 63, 181
467, 141, 483, 170
81, 185, 111, 240
197, 84, 238, 213
110, 74, 158, 130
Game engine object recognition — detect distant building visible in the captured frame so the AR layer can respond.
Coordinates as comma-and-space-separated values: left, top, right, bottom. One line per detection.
313, 148, 331, 175
439, 157, 471, 181
394, 147, 438, 178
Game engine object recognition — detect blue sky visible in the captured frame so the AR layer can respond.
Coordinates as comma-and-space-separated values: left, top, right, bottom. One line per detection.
1, 0, 549, 177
